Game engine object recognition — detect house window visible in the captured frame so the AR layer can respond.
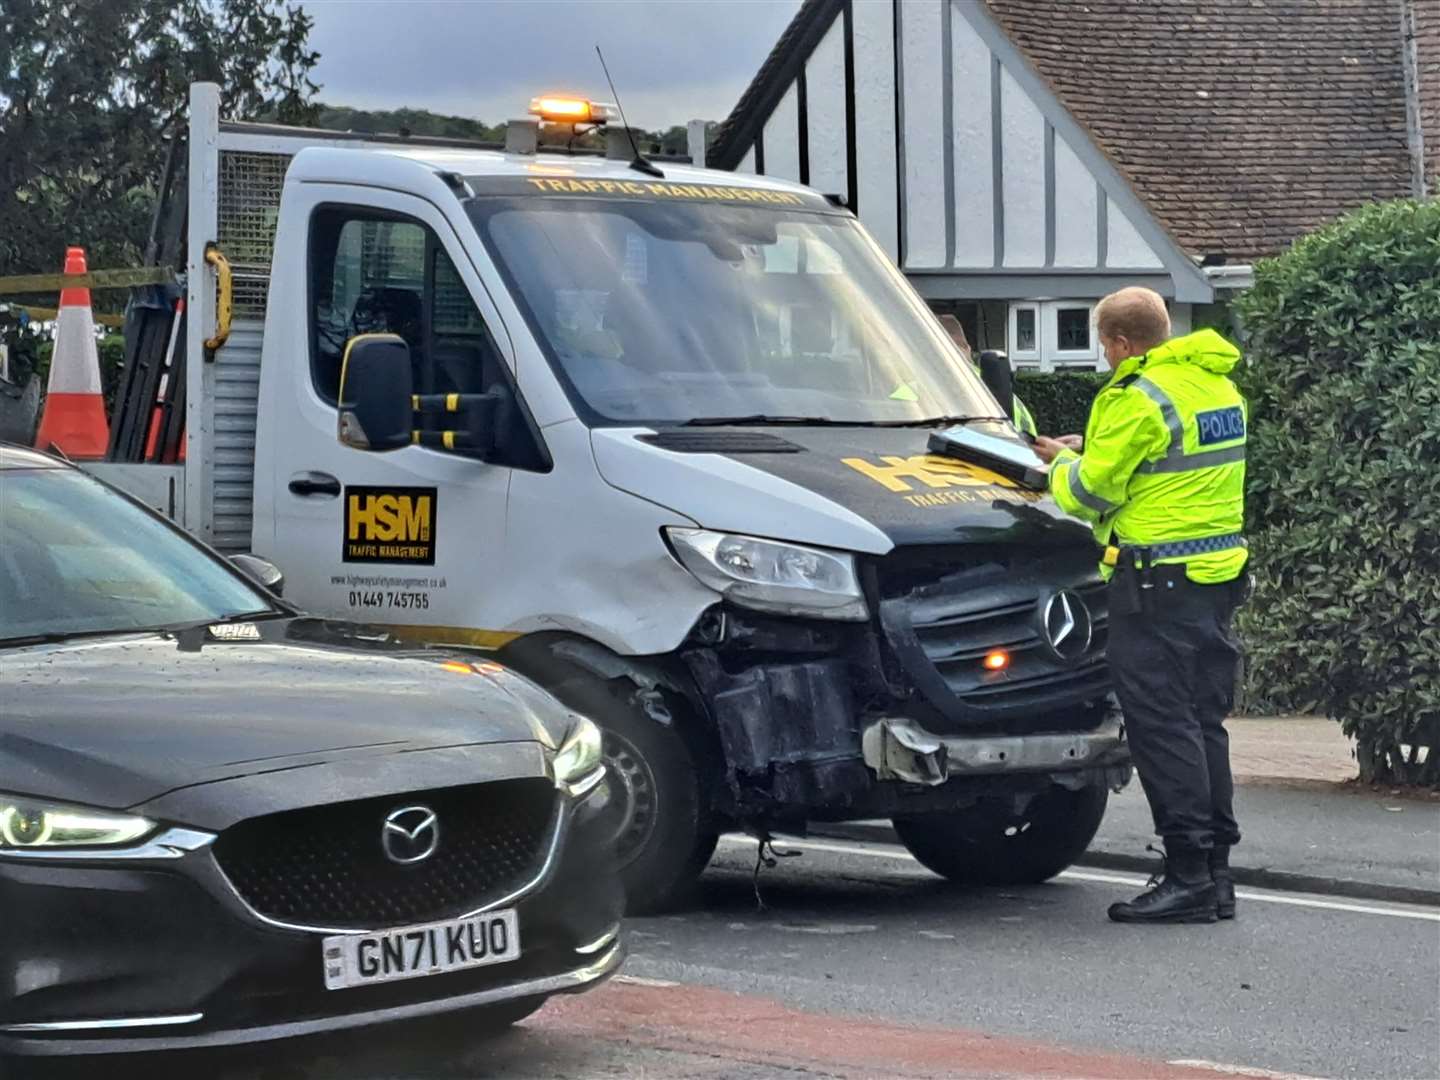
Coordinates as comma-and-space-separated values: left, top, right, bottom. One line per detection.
1017, 308, 1038, 351
1056, 307, 1091, 351
1008, 302, 1041, 364
1051, 303, 1098, 367
1006, 300, 1103, 371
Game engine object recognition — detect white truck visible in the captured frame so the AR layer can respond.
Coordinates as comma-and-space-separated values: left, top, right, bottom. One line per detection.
96, 83, 1130, 911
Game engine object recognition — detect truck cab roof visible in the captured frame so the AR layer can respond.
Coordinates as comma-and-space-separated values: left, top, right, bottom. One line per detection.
284, 143, 819, 204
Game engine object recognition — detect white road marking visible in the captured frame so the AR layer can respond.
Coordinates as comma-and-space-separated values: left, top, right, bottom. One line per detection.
716, 835, 1440, 923
1168, 1058, 1327, 1080
614, 974, 680, 988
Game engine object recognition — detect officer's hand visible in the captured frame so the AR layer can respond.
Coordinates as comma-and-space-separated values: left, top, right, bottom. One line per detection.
1055, 434, 1084, 451
1032, 436, 1067, 463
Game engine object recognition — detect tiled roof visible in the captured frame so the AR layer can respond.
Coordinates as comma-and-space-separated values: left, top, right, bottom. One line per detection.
983, 0, 1415, 263
713, 0, 1420, 264
1416, 0, 1440, 191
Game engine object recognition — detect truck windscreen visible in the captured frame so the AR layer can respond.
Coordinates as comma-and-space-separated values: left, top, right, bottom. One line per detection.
467, 195, 998, 428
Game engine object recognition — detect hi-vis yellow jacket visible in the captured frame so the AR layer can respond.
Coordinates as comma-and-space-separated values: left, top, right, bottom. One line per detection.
1012, 394, 1038, 439
1048, 329, 1247, 584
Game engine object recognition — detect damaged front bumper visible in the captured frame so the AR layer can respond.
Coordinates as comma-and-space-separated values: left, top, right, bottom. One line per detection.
861, 715, 1128, 785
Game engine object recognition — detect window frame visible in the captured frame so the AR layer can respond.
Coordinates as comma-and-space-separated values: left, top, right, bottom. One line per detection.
1048, 302, 1100, 367
1008, 302, 1042, 366
304, 201, 551, 471
307, 204, 433, 406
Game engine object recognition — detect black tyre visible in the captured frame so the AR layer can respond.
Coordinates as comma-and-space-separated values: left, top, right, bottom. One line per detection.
893, 781, 1108, 885
591, 689, 719, 913
501, 640, 718, 914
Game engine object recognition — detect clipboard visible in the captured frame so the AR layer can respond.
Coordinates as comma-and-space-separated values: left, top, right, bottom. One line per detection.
927, 426, 1050, 490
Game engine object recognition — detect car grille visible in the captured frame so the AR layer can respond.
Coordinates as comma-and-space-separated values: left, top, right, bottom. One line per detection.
875, 548, 1111, 726
212, 778, 558, 931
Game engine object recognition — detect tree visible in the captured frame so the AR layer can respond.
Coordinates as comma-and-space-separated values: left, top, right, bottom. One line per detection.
0, 0, 319, 282
1236, 199, 1440, 787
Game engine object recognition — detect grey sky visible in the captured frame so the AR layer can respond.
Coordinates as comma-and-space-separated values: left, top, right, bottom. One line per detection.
303, 0, 802, 131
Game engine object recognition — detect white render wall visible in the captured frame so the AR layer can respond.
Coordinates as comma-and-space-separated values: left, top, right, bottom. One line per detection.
733, 0, 1173, 276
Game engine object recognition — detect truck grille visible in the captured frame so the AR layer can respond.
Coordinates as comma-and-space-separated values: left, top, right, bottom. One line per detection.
213, 779, 558, 930
876, 549, 1111, 725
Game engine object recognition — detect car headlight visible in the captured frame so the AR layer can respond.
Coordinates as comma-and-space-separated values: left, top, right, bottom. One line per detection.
553, 717, 605, 796
666, 528, 868, 621
0, 794, 154, 851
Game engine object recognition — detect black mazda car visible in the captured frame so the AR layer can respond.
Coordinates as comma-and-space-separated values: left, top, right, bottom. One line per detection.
0, 446, 623, 1059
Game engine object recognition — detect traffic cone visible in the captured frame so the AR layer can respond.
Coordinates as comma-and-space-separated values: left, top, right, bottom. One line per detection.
34, 246, 110, 459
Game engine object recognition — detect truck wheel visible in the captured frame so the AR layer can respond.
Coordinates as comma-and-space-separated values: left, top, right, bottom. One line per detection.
501, 640, 719, 915
590, 691, 718, 914
892, 781, 1108, 886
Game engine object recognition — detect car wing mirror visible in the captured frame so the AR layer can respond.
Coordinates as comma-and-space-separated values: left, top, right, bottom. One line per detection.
230, 553, 285, 597
337, 334, 415, 452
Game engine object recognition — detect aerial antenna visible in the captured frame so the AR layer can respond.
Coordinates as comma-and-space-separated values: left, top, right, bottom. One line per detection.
595, 45, 665, 179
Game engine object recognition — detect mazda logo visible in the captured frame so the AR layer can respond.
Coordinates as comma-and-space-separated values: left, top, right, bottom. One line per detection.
1040, 590, 1093, 663
382, 805, 440, 865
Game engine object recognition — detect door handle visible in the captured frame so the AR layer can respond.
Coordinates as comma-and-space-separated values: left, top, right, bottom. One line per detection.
288, 471, 341, 497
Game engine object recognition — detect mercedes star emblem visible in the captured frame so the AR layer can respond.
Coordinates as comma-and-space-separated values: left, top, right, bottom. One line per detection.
382, 805, 440, 865
1040, 590, 1094, 663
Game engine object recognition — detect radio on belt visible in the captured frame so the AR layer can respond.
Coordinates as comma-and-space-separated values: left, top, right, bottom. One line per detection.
927, 426, 1050, 490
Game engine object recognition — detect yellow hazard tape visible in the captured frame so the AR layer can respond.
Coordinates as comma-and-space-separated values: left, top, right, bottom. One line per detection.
0, 266, 176, 295
7, 303, 125, 328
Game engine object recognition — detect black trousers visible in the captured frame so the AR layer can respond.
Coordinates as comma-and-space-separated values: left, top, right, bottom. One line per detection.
1107, 572, 1243, 852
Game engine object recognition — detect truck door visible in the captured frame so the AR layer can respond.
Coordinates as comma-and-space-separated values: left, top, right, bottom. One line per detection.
267, 190, 526, 646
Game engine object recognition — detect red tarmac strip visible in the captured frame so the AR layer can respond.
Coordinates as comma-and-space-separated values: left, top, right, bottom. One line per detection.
539, 979, 1229, 1078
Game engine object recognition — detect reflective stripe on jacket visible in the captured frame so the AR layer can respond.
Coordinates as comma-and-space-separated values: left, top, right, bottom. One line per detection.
1048, 329, 1248, 584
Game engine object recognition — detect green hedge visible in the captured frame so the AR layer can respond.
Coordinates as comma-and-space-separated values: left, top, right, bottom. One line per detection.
1236, 198, 1440, 786
1014, 370, 1109, 435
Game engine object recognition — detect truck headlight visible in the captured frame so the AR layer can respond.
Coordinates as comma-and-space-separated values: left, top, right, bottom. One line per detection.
0, 794, 154, 851
666, 528, 868, 621
553, 717, 605, 797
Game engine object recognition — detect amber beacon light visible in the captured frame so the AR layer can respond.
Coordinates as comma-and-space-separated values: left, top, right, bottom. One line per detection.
529, 96, 612, 125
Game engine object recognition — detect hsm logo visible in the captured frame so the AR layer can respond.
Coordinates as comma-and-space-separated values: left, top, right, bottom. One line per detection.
841, 455, 1040, 509
343, 486, 437, 565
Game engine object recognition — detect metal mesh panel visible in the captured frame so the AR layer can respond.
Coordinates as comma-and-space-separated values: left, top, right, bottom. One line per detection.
218, 150, 292, 317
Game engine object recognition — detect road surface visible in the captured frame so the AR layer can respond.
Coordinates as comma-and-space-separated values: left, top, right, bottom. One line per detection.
33, 835, 1440, 1079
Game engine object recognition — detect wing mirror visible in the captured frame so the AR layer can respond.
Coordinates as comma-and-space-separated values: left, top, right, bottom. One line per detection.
337, 334, 415, 452
978, 349, 1015, 423
230, 553, 285, 597
336, 332, 511, 459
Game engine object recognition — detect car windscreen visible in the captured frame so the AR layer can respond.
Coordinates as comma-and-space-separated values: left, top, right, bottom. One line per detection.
467, 196, 998, 427
0, 469, 272, 643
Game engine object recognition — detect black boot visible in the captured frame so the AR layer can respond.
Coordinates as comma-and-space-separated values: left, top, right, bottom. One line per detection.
1210, 845, 1235, 920
1108, 844, 1218, 924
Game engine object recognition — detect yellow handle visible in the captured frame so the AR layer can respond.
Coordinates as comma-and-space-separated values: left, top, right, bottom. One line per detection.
203, 245, 232, 352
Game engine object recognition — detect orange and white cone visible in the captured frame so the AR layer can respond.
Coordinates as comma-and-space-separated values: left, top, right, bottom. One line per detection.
34, 246, 110, 459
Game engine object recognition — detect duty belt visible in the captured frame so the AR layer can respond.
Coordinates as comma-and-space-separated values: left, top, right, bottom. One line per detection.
1102, 532, 1246, 567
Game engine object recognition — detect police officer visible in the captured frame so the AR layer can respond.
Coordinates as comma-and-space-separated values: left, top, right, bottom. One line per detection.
1032, 287, 1247, 924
